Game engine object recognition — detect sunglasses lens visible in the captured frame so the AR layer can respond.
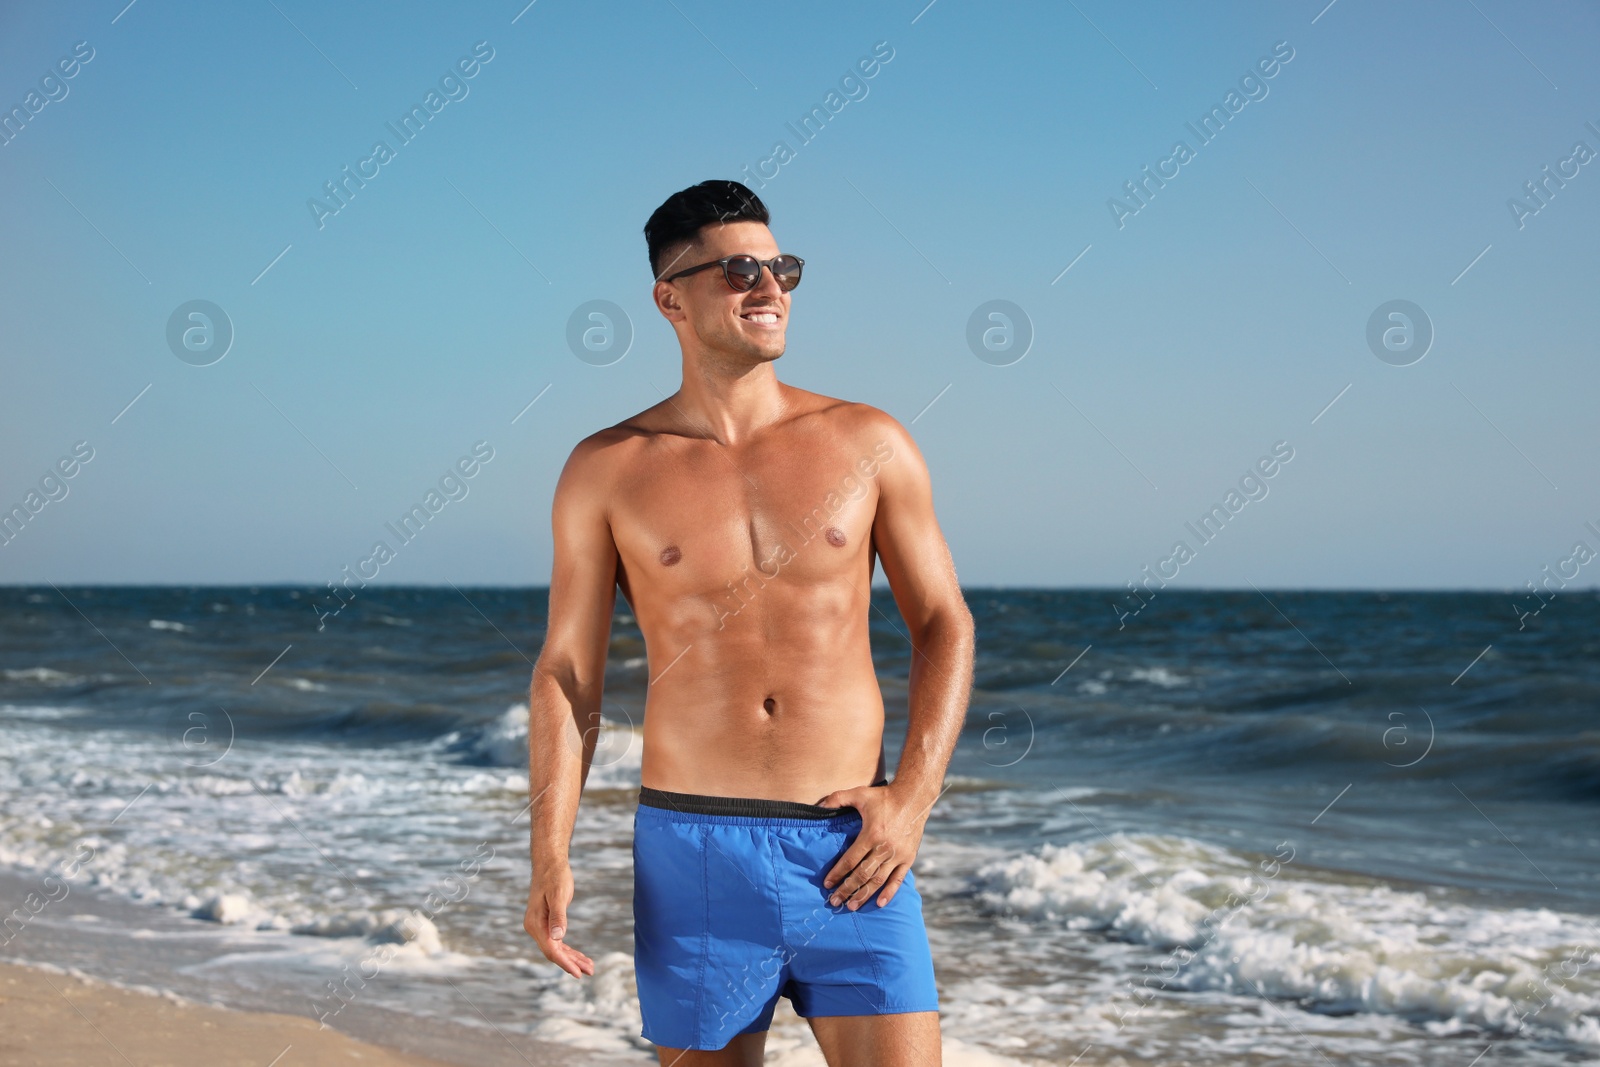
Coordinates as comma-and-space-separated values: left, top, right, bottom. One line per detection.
772, 255, 802, 291
725, 255, 762, 291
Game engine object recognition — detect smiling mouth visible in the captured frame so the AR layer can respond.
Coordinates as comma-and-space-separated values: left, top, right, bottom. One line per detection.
740, 310, 781, 325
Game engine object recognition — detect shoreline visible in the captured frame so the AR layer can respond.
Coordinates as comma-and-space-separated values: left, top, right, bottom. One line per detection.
0, 862, 643, 1067
0, 959, 463, 1067
0, 953, 651, 1066
0, 956, 1054, 1067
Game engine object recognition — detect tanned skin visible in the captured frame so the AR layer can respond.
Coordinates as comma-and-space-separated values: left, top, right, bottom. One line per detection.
523, 217, 976, 1067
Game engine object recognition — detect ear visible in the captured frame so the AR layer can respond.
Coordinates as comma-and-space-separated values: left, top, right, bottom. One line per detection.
653, 280, 685, 322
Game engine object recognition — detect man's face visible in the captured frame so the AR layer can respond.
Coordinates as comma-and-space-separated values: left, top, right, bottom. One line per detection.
657, 220, 790, 365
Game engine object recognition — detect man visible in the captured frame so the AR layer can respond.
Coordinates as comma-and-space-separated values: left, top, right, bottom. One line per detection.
523, 180, 975, 1066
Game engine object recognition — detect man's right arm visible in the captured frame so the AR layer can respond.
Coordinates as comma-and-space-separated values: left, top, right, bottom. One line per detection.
523, 434, 619, 979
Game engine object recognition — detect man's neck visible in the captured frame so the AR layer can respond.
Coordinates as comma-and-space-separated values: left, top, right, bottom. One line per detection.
674, 355, 786, 446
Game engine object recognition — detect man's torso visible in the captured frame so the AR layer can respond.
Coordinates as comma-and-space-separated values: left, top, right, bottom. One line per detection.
594, 387, 898, 802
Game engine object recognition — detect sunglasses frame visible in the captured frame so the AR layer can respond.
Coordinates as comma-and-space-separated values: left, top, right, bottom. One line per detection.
660, 254, 805, 292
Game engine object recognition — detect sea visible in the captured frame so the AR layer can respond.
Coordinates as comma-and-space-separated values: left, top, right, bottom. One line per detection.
1, 585, 1597, 1066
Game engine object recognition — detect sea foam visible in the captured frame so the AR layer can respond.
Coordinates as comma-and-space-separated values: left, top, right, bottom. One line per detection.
443, 703, 643, 789
975, 833, 1600, 1046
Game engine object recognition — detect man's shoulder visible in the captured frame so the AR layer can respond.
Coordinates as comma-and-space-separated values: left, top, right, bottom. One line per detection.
788, 391, 926, 495
551, 426, 641, 503
561, 390, 914, 471
562, 403, 675, 469
785, 387, 910, 449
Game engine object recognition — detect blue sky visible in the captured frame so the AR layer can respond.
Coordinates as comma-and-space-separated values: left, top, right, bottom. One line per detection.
1, 0, 1596, 589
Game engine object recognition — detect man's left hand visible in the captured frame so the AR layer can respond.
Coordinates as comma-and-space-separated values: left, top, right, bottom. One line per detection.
816, 782, 931, 910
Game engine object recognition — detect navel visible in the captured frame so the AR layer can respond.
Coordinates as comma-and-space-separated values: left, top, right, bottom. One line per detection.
659, 545, 682, 566
824, 526, 847, 548
763, 696, 777, 714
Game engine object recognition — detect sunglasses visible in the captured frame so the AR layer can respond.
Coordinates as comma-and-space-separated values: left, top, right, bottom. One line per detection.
660, 253, 804, 293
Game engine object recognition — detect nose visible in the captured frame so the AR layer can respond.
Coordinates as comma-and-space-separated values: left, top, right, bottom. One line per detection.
748, 262, 784, 296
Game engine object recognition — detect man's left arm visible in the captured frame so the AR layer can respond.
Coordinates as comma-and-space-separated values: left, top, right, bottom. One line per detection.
819, 414, 976, 910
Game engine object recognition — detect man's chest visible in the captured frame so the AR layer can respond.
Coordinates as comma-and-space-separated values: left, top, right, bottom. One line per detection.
609, 437, 892, 591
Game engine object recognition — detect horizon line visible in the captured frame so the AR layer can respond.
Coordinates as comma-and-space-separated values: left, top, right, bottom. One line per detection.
3, 582, 1595, 595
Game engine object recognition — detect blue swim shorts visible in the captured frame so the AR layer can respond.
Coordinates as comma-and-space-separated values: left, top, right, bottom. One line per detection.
632, 786, 940, 1051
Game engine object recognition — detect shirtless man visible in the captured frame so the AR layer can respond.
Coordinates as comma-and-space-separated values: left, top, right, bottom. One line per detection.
523, 180, 975, 1066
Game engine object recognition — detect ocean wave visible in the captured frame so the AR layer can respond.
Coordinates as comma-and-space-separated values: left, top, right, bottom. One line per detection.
440, 703, 643, 788
1127, 666, 1189, 688
94, 873, 449, 956
0, 702, 88, 721
4, 668, 87, 685
290, 908, 445, 954
974, 834, 1600, 1046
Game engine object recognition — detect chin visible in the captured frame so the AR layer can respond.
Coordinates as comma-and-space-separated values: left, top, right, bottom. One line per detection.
729, 333, 785, 363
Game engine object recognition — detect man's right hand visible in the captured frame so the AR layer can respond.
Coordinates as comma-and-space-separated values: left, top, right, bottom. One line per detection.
525, 862, 595, 979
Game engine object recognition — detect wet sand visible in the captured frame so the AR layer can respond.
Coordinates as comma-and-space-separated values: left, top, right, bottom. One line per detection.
0, 959, 463, 1066
0, 862, 653, 1067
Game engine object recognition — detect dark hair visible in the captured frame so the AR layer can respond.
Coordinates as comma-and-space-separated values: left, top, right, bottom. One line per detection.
644, 180, 769, 281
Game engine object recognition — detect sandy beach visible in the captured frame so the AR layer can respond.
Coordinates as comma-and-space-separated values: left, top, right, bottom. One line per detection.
0, 958, 1066, 1067
0, 960, 463, 1067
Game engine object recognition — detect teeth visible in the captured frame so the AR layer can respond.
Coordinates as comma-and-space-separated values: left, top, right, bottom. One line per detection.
744, 313, 778, 323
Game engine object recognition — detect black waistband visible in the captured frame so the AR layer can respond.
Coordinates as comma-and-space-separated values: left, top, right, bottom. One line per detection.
638, 779, 888, 820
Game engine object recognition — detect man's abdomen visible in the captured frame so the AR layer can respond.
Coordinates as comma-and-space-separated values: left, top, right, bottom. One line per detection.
636, 591, 886, 802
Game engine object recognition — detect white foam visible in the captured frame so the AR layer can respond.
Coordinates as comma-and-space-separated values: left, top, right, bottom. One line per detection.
974, 834, 1600, 1046
0, 723, 500, 957
763, 1031, 1034, 1066
0, 702, 86, 721
147, 619, 189, 632
3, 668, 84, 685
527, 951, 649, 1053
192, 893, 259, 926
444, 704, 643, 788
1128, 666, 1188, 688
293, 909, 445, 954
